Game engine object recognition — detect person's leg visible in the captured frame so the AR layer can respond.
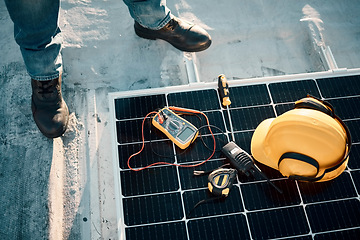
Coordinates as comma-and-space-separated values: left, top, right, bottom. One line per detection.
123, 0, 171, 30
5, 0, 63, 80
123, 0, 212, 52
5, 0, 69, 138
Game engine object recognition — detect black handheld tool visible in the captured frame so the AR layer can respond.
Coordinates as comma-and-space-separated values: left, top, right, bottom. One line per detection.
221, 141, 283, 194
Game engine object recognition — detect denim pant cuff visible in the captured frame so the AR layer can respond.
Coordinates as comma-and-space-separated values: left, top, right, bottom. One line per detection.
30, 72, 61, 81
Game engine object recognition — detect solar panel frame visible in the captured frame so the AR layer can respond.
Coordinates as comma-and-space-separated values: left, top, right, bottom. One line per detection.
109, 72, 360, 240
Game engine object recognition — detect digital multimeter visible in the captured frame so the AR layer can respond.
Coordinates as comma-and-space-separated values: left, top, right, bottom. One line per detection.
152, 107, 199, 149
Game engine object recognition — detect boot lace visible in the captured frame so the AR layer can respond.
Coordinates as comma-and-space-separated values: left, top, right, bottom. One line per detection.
166, 18, 178, 31
37, 81, 56, 98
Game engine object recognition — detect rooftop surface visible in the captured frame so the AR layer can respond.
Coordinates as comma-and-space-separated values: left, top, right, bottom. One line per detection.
1, 0, 360, 239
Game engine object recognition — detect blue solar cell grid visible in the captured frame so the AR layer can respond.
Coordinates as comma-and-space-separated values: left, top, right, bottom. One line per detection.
113, 75, 360, 240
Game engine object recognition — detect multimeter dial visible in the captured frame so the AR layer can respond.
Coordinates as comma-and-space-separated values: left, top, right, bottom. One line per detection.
168, 120, 181, 132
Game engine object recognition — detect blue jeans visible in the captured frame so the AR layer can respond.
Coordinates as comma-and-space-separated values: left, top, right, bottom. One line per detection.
5, 0, 171, 81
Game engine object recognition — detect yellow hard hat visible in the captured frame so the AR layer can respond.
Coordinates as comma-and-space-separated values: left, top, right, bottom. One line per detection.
251, 96, 351, 182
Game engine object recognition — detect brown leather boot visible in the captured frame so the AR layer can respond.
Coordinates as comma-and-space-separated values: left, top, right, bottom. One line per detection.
31, 77, 69, 138
134, 15, 211, 52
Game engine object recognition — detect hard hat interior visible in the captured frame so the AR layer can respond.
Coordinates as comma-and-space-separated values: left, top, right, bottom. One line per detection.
279, 158, 319, 178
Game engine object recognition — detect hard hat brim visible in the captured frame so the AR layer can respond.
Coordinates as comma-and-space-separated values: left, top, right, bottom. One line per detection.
251, 118, 279, 170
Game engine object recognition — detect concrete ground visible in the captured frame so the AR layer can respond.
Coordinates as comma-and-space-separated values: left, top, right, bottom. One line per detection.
1, 0, 360, 239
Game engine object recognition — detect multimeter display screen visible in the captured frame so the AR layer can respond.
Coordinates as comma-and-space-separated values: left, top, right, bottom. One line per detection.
177, 127, 196, 142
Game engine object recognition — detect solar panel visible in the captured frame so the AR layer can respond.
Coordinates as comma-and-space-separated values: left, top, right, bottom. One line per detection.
110, 74, 360, 240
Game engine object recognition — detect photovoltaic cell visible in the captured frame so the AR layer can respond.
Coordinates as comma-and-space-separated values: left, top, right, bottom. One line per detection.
274, 103, 294, 116
298, 172, 358, 203
291, 237, 313, 240
248, 206, 310, 239
178, 160, 229, 190
116, 118, 167, 144
126, 222, 187, 240
228, 84, 271, 108
241, 180, 300, 211
175, 135, 223, 163
230, 105, 275, 131
269, 79, 320, 103
120, 166, 179, 196
327, 96, 360, 120
345, 119, 360, 143
236, 160, 283, 183
233, 131, 253, 153
112, 74, 360, 240
351, 170, 360, 185
314, 228, 360, 240
347, 143, 360, 169
180, 110, 227, 134
118, 140, 175, 169
305, 199, 360, 233
167, 89, 220, 111
352, 170, 360, 192
123, 192, 183, 226
115, 94, 166, 120
183, 187, 244, 219
316, 75, 360, 98
187, 214, 250, 240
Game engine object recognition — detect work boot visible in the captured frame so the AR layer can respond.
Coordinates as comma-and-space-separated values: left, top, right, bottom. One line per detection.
134, 15, 211, 52
31, 77, 69, 138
